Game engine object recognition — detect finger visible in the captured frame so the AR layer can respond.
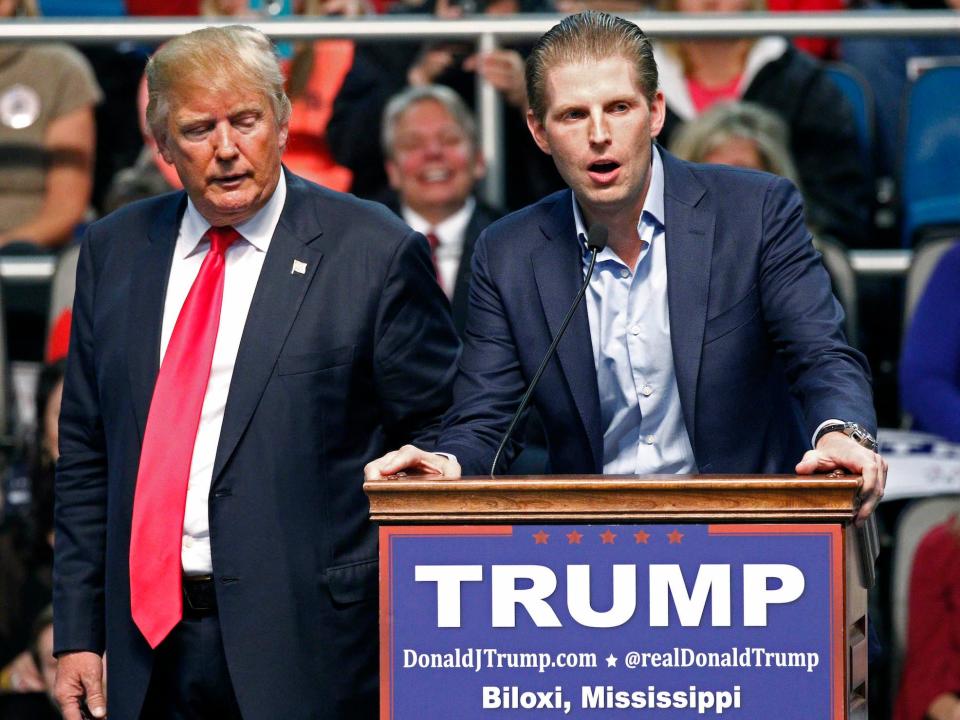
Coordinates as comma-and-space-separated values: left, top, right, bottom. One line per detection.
364, 451, 399, 481
378, 445, 431, 476
82, 671, 107, 718
795, 449, 823, 474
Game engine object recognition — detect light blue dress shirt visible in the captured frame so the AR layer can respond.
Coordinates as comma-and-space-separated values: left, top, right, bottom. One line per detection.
574, 147, 697, 475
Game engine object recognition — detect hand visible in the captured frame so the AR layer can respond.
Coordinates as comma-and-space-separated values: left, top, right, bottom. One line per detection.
55, 651, 106, 720
364, 444, 461, 481
408, 46, 458, 87
795, 431, 887, 527
463, 49, 528, 108
1, 650, 44, 692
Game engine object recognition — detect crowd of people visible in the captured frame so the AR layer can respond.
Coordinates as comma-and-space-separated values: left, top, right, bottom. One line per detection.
0, 0, 957, 718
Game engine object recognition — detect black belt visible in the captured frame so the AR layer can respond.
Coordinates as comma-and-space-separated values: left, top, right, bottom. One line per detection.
182, 574, 217, 616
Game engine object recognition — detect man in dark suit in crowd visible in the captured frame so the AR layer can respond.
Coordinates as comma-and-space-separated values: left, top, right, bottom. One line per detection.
53, 25, 459, 720
381, 84, 501, 335
366, 12, 886, 523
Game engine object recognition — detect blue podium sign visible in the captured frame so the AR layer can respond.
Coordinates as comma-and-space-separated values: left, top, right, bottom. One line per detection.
380, 524, 844, 719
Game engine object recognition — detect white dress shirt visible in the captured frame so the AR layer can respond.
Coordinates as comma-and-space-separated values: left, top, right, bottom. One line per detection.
159, 173, 287, 575
574, 147, 697, 475
401, 196, 475, 300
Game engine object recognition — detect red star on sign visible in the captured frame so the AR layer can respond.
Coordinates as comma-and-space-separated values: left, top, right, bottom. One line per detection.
667, 529, 684, 544
566, 530, 583, 544
600, 529, 617, 544
533, 530, 550, 544
633, 530, 650, 544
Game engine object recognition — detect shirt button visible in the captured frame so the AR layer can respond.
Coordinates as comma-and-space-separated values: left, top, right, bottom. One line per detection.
641, 385, 653, 396
619, 268, 630, 279
183, 536, 194, 548
645, 435, 656, 445
630, 324, 641, 336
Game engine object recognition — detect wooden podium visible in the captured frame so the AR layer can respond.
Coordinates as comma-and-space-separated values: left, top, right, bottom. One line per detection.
366, 473, 874, 719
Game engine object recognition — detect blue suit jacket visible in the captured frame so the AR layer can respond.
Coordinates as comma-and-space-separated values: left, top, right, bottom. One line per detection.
53, 171, 460, 719
439, 150, 875, 476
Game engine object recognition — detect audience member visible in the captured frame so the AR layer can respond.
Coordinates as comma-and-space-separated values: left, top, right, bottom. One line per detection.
381, 85, 501, 333
327, 0, 565, 210
0, 0, 102, 249
0, 361, 61, 694
899, 242, 960, 443
669, 100, 800, 184
895, 516, 960, 720
282, 0, 359, 192
652, 0, 871, 246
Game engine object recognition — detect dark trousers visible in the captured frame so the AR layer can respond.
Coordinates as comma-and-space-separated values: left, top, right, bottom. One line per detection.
140, 613, 243, 720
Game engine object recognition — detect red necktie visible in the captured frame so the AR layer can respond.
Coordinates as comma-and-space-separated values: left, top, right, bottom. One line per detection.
425, 230, 441, 288
129, 225, 240, 648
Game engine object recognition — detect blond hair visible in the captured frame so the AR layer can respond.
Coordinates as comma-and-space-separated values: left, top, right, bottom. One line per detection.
669, 101, 799, 186
145, 25, 291, 143
526, 11, 658, 123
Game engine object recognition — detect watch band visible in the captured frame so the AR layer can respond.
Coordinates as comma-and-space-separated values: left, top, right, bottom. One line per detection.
814, 421, 878, 452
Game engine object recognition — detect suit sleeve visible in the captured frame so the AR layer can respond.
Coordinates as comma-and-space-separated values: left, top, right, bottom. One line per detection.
372, 229, 461, 450
435, 231, 529, 475
758, 176, 876, 440
53, 230, 108, 656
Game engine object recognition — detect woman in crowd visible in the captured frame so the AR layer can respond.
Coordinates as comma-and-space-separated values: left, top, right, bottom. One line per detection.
669, 100, 800, 183
653, 0, 871, 246
895, 515, 960, 720
0, 0, 101, 249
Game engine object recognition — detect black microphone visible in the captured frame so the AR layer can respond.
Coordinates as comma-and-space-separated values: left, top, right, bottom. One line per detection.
489, 223, 609, 477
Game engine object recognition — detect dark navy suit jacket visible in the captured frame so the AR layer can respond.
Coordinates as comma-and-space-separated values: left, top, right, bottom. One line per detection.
53, 171, 460, 719
439, 150, 875, 476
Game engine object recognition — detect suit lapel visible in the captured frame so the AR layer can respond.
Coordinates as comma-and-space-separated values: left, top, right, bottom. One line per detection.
662, 151, 713, 452
211, 174, 323, 482
531, 192, 603, 471
127, 193, 185, 442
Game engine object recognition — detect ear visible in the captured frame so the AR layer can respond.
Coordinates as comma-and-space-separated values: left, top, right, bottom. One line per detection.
385, 158, 402, 191
526, 108, 552, 156
648, 90, 666, 140
156, 133, 175, 166
277, 118, 290, 153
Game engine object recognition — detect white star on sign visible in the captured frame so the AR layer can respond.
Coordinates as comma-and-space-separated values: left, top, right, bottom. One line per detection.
606, 654, 618, 668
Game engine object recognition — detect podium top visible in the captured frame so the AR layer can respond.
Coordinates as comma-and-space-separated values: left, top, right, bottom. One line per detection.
364, 473, 863, 524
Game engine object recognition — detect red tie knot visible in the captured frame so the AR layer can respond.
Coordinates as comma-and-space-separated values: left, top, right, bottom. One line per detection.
425, 230, 440, 252
206, 225, 241, 255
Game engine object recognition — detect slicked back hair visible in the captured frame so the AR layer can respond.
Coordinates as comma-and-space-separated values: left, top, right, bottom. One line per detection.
526, 11, 659, 123
145, 25, 292, 144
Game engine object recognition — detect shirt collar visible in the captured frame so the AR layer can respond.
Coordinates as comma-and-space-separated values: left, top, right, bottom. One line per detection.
401, 196, 476, 249
178, 171, 287, 258
573, 144, 665, 253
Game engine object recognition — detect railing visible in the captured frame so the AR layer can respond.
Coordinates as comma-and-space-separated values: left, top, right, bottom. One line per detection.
1, 12, 955, 258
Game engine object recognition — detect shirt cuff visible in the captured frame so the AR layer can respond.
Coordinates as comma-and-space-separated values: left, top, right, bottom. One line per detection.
812, 419, 845, 449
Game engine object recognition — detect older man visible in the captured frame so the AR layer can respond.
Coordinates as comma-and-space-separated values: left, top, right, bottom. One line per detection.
367, 12, 885, 523
53, 25, 459, 720
381, 85, 501, 334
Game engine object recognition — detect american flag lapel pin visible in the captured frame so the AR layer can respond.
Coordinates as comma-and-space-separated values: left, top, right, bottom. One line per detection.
291, 260, 307, 275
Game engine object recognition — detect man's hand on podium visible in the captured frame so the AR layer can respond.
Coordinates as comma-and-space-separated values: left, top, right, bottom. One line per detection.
795, 431, 887, 527
364, 444, 462, 481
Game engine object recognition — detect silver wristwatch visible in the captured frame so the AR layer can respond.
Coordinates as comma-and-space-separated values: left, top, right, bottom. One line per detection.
815, 421, 878, 452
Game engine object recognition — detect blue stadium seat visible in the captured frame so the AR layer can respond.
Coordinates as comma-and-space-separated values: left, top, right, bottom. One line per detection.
825, 62, 876, 181
38, 0, 126, 15
901, 65, 960, 246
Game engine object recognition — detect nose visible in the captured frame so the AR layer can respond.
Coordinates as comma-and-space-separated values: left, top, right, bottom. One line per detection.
588, 110, 611, 147
213, 121, 240, 161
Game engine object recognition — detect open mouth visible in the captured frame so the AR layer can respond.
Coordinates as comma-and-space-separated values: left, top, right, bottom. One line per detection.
587, 160, 621, 183
421, 168, 452, 183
